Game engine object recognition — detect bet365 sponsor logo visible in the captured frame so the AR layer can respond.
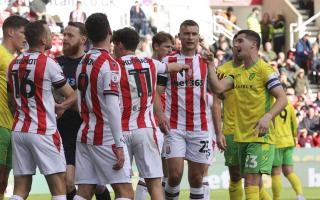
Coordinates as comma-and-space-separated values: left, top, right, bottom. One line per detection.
172, 79, 204, 87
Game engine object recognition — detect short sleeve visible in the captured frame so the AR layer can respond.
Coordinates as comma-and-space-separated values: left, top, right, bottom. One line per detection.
102, 61, 121, 96
154, 59, 167, 74
47, 57, 66, 89
262, 64, 281, 91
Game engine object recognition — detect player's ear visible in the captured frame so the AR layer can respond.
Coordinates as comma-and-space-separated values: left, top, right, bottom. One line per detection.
6, 27, 14, 38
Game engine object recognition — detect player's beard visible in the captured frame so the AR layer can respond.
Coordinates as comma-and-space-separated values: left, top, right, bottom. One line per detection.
63, 41, 81, 57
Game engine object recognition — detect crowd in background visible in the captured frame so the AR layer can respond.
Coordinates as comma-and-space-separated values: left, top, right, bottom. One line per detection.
1, 0, 320, 148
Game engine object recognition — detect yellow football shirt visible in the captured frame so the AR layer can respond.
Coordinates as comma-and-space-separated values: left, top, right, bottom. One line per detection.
0, 44, 14, 129
231, 59, 281, 144
217, 61, 240, 135
274, 100, 297, 148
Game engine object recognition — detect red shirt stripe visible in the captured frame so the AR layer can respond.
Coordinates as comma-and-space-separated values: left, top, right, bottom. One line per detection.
185, 57, 194, 131
34, 54, 47, 134
80, 54, 91, 143
169, 56, 178, 129
19, 56, 31, 132
199, 57, 208, 130
91, 53, 107, 145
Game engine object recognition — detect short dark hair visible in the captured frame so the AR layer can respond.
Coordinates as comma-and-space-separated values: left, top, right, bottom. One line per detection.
68, 21, 87, 36
2, 15, 29, 35
179, 20, 199, 31
112, 27, 139, 51
152, 31, 173, 50
25, 20, 47, 48
85, 13, 111, 43
237, 29, 261, 49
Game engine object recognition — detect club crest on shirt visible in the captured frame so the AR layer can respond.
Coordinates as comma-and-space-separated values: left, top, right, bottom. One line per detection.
249, 73, 256, 80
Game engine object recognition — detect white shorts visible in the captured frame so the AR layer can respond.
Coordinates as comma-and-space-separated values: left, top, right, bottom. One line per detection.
208, 121, 216, 163
75, 142, 131, 185
12, 131, 66, 176
123, 128, 163, 178
164, 129, 213, 164
155, 127, 164, 153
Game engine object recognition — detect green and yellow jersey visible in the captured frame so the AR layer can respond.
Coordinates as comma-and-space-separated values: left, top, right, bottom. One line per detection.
217, 60, 240, 135
274, 100, 297, 148
0, 44, 14, 129
230, 59, 281, 144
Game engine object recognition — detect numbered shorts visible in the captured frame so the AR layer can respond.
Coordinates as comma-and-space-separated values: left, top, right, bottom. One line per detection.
12, 131, 66, 176
238, 142, 275, 175
273, 147, 294, 167
224, 135, 239, 167
0, 127, 12, 169
123, 128, 163, 178
164, 129, 212, 164
75, 142, 131, 185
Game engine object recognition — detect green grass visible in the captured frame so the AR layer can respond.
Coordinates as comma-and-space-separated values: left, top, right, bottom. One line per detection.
5, 187, 320, 200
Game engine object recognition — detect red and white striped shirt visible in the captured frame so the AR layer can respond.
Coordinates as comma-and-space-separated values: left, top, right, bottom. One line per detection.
160, 53, 208, 132
76, 48, 121, 145
7, 52, 66, 135
117, 55, 166, 131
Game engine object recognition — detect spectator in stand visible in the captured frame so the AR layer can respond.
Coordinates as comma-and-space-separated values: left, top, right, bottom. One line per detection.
310, 43, 320, 84
295, 33, 312, 74
294, 68, 310, 96
298, 106, 320, 136
130, 1, 148, 36
215, 49, 227, 66
260, 12, 272, 46
210, 34, 231, 54
279, 71, 291, 88
69, 0, 86, 23
9, 0, 29, 17
279, 58, 300, 86
149, 3, 160, 35
271, 14, 285, 54
29, 0, 49, 20
261, 41, 277, 62
276, 51, 287, 68
298, 129, 314, 147
246, 7, 261, 35
314, 91, 320, 107
313, 132, 320, 147
215, 9, 228, 27
225, 6, 237, 32
315, 32, 320, 51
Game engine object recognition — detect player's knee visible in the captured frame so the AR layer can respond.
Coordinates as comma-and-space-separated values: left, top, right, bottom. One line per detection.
168, 171, 183, 186
112, 183, 134, 199
65, 177, 75, 192
188, 173, 203, 187
229, 171, 242, 182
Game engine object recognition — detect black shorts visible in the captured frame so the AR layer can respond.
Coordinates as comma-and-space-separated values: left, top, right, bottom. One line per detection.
57, 109, 82, 165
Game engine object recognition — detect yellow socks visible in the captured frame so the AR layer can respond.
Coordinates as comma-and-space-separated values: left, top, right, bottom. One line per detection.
245, 186, 259, 200
271, 175, 282, 200
229, 180, 243, 200
259, 185, 272, 200
286, 172, 303, 195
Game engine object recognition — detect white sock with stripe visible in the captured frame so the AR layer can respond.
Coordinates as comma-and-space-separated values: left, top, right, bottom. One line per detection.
165, 183, 180, 200
190, 187, 204, 200
52, 195, 66, 200
203, 176, 210, 200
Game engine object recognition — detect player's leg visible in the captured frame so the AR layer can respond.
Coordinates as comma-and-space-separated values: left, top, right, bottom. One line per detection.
202, 165, 210, 200
186, 131, 213, 200
0, 128, 12, 199
111, 183, 134, 200
10, 132, 37, 199
65, 165, 76, 200
135, 178, 148, 200
282, 147, 304, 200
259, 179, 272, 200
131, 128, 163, 200
95, 185, 111, 200
45, 172, 67, 197
271, 148, 283, 200
225, 135, 243, 200
164, 129, 186, 200
75, 184, 95, 200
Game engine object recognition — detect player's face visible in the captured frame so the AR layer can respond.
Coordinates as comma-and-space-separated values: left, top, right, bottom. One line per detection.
63, 25, 83, 56
179, 25, 199, 52
155, 40, 173, 60
43, 24, 52, 50
12, 26, 27, 51
233, 33, 255, 60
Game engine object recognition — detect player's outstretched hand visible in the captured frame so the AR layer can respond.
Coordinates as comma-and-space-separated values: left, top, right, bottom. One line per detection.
254, 113, 273, 137
113, 147, 125, 170
216, 133, 226, 152
158, 114, 170, 135
55, 103, 65, 119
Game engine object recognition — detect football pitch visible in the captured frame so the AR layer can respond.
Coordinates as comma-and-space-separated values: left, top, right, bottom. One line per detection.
5, 187, 320, 200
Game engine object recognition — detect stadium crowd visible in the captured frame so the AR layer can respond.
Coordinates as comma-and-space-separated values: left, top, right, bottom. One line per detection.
0, 1, 318, 200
